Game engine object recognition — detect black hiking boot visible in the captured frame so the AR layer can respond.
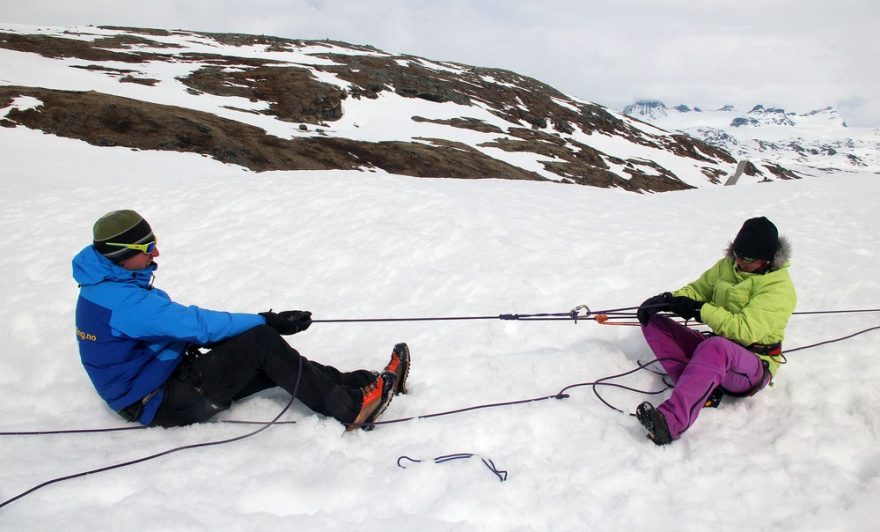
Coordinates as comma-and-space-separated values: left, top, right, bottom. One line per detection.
704, 387, 724, 408
636, 402, 673, 446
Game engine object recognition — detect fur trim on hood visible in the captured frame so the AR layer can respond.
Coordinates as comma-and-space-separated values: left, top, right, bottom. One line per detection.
726, 235, 791, 271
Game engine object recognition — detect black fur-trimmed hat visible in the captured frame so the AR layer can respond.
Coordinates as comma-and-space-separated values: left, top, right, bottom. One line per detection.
92, 210, 155, 263
733, 216, 778, 262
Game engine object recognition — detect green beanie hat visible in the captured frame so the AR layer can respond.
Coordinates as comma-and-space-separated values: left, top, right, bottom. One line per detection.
92, 210, 155, 263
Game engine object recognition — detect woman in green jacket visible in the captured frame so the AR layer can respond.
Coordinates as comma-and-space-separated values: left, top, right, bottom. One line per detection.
634, 217, 796, 445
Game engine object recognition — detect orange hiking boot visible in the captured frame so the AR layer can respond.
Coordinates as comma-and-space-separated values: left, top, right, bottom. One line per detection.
384, 343, 410, 396
346, 371, 396, 432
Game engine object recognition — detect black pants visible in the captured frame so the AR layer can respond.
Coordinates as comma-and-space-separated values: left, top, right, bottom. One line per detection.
150, 325, 376, 427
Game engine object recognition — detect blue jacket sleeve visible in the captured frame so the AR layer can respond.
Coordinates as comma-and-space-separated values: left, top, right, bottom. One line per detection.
109, 286, 265, 345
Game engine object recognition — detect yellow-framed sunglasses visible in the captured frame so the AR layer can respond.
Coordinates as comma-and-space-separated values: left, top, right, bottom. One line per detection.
107, 241, 157, 254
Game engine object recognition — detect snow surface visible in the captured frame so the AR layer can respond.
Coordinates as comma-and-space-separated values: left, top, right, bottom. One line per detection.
1, 124, 879, 530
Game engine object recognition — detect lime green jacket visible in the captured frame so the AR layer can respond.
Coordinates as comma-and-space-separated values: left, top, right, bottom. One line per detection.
672, 239, 796, 375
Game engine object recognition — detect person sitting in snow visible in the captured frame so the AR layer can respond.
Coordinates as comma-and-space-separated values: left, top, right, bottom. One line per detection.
73, 209, 409, 430
634, 216, 796, 445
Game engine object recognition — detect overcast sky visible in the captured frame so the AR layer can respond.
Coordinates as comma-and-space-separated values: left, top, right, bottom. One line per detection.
3, 0, 878, 126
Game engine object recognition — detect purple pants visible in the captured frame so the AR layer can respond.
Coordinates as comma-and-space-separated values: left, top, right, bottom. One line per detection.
642, 315, 767, 439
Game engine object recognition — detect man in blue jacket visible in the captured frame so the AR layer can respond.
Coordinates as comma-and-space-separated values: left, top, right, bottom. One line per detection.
73, 210, 410, 431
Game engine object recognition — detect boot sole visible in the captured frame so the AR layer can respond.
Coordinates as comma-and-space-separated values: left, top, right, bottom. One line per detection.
636, 402, 672, 445
392, 343, 410, 395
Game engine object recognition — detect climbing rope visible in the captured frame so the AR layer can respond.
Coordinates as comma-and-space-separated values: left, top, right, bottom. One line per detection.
2, 305, 878, 509
3, 306, 877, 439
0, 357, 304, 511
397, 453, 508, 482
312, 304, 596, 324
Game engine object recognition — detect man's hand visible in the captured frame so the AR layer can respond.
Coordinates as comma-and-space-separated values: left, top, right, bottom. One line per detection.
260, 310, 312, 335
670, 297, 704, 321
637, 293, 672, 326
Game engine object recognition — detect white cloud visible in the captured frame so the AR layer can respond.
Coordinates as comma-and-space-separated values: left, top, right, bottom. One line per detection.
2, 0, 878, 125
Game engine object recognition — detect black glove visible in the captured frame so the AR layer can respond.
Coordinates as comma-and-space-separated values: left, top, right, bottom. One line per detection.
260, 310, 312, 335
670, 296, 704, 321
636, 292, 672, 326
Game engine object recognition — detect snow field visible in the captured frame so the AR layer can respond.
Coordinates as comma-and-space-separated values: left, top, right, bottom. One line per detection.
0, 126, 878, 530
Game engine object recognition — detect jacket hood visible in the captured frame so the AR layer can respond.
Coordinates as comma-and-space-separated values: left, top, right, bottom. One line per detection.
726, 235, 791, 271
72, 245, 156, 287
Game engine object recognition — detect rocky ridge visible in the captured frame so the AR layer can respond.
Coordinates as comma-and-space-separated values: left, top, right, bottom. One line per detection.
1, 25, 794, 191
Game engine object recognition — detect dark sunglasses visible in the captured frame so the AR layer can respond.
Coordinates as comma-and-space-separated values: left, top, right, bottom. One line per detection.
733, 250, 761, 264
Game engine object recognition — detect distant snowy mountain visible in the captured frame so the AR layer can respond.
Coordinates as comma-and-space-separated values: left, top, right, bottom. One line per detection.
0, 24, 802, 192
622, 100, 669, 121
622, 100, 879, 176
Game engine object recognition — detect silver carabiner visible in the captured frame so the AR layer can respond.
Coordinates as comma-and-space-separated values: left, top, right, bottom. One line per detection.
569, 304, 591, 323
